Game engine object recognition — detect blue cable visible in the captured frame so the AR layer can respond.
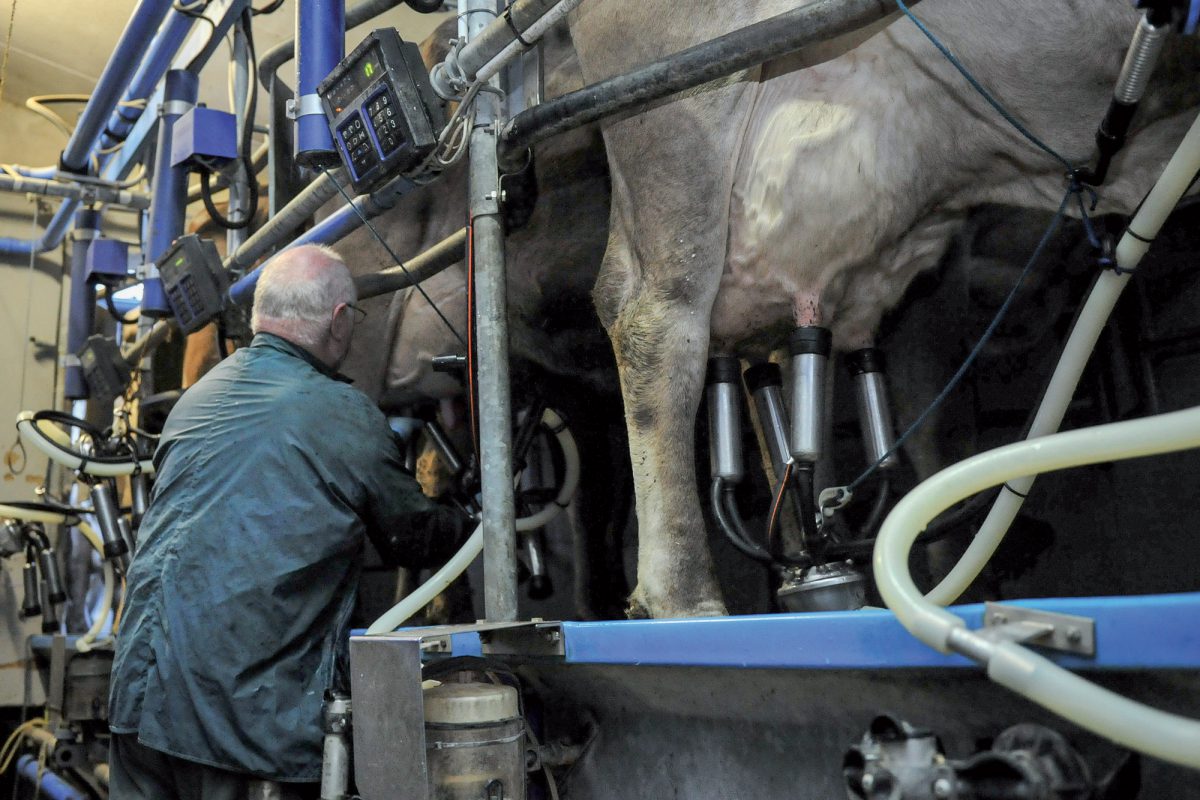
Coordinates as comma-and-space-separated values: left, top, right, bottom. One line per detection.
841, 1, 1105, 495
893, 0, 1078, 175
844, 187, 1075, 495
1187, 0, 1200, 36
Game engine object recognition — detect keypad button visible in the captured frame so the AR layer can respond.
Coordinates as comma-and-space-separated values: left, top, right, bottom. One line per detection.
385, 107, 393, 118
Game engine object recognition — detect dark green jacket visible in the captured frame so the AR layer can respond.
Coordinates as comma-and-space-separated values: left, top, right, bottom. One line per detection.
109, 333, 470, 781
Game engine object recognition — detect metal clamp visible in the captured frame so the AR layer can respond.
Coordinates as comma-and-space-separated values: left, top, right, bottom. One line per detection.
287, 93, 325, 121
160, 99, 193, 118
980, 602, 1096, 657
411, 620, 565, 658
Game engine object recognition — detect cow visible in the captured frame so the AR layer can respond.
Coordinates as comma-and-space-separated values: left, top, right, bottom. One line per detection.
565, 0, 1200, 617
331, 21, 629, 620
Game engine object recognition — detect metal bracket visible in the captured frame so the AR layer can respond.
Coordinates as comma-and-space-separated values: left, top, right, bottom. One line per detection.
981, 602, 1096, 657
160, 100, 193, 118
404, 620, 565, 658
288, 93, 325, 120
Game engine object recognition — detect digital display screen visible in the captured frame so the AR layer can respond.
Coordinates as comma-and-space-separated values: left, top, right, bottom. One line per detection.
325, 42, 384, 114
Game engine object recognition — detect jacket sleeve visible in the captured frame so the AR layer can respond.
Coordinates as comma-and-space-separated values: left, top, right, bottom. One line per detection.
359, 424, 475, 571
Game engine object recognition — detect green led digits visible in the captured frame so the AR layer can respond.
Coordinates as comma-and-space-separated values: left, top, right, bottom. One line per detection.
364, 62, 375, 78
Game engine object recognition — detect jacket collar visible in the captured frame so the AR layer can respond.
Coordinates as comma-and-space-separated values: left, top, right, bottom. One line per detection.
250, 332, 354, 383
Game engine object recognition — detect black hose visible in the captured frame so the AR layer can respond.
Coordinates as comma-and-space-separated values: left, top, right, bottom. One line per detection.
201, 9, 261, 230
27, 411, 142, 465
824, 487, 1000, 561
499, 0, 905, 165
185, 147, 267, 204
711, 478, 774, 565
200, 168, 257, 229
792, 463, 821, 553
860, 478, 892, 538
405, 0, 444, 11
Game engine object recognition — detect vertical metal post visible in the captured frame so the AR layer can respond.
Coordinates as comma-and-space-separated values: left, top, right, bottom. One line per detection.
142, 69, 199, 316
467, 0, 519, 622
295, 0, 344, 165
64, 210, 103, 400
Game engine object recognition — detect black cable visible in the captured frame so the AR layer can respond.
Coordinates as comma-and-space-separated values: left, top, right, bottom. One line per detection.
251, 0, 286, 14
178, 2, 219, 73
103, 290, 139, 325
405, 0, 445, 11
199, 12, 261, 229
25, 412, 144, 465
318, 164, 468, 348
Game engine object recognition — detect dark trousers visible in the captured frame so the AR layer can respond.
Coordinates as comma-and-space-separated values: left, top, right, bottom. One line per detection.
109, 734, 319, 800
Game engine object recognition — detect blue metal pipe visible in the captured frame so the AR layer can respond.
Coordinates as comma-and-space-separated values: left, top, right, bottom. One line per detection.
143, 69, 200, 316
65, 210, 104, 399
96, 9, 197, 157
295, 0, 345, 164
228, 203, 362, 304
16, 755, 88, 800
60, 0, 175, 173
0, 199, 81, 257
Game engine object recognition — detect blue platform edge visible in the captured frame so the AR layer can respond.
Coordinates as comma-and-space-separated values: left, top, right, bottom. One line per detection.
369, 593, 1200, 671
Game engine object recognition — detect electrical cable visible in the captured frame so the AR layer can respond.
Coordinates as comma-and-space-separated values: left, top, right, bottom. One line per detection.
200, 11, 260, 228
318, 164, 467, 348
5, 202, 39, 477
251, 0, 286, 14
103, 291, 139, 325
836, 185, 1076, 502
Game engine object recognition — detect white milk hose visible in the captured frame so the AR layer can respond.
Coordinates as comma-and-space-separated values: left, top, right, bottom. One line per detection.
367, 408, 580, 634
16, 411, 155, 477
873, 405, 1200, 768
928, 106, 1200, 605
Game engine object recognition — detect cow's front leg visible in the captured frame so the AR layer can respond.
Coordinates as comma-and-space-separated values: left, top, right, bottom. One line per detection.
609, 285, 726, 619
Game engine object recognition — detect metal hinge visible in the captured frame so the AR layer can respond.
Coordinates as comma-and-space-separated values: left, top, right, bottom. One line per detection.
980, 602, 1096, 657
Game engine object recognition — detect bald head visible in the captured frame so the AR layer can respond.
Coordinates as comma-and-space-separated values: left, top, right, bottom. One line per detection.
251, 245, 358, 368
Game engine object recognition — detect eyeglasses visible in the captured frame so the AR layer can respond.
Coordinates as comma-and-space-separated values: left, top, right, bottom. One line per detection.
345, 303, 367, 324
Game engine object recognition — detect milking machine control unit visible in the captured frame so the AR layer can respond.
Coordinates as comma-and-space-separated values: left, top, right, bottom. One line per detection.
157, 234, 229, 335
318, 29, 446, 192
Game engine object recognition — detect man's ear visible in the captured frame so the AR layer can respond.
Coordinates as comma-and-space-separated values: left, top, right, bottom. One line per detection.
331, 303, 354, 341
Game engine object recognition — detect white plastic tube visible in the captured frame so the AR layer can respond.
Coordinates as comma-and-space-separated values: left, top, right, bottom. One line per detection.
74, 521, 115, 653
16, 412, 155, 477
0, 504, 69, 526
873, 405, 1200, 768
928, 106, 1200, 606
366, 408, 580, 635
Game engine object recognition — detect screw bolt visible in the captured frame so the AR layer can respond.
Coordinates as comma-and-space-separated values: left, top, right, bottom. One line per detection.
1066, 627, 1083, 644
932, 777, 953, 798
860, 772, 876, 792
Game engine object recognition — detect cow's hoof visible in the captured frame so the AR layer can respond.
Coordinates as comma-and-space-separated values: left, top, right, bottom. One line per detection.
626, 589, 727, 619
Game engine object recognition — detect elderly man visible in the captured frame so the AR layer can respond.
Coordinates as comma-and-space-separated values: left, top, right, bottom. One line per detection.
108, 245, 472, 799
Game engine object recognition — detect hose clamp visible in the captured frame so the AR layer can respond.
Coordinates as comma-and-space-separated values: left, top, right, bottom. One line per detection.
289, 93, 325, 120
160, 100, 193, 118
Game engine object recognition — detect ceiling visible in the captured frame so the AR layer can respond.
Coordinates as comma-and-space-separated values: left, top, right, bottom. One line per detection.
0, 0, 453, 164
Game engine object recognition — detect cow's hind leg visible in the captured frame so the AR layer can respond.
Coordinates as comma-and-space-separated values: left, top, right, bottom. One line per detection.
607, 282, 726, 619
